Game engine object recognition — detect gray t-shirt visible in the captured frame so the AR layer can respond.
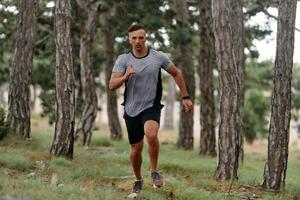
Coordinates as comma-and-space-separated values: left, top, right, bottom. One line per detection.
112, 49, 173, 117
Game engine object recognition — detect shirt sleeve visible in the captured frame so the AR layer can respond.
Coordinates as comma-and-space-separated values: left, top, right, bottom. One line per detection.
112, 54, 127, 73
160, 52, 173, 71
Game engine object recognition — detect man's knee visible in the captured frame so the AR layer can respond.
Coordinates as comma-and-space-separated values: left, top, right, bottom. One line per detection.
144, 120, 159, 145
146, 133, 158, 146
131, 142, 143, 156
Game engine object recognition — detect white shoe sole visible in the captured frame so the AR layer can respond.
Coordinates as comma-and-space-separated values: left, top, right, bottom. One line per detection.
153, 182, 165, 188
127, 192, 139, 198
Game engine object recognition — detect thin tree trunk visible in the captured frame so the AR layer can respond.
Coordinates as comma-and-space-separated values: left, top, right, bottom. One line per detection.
75, 5, 99, 146
8, 0, 38, 139
75, 78, 83, 118
212, 0, 244, 180
164, 77, 175, 129
198, 0, 216, 156
262, 0, 297, 191
0, 85, 6, 107
102, 14, 123, 140
50, 0, 75, 159
174, 0, 195, 150
31, 85, 37, 110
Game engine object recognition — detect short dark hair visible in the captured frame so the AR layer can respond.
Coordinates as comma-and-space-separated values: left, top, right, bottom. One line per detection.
128, 23, 145, 33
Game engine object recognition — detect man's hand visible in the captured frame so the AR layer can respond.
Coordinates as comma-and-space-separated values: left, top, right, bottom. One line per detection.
109, 65, 135, 91
123, 64, 136, 81
182, 99, 193, 112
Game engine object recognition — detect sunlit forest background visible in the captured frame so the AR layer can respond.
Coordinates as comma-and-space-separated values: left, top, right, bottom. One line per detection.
1, 0, 300, 199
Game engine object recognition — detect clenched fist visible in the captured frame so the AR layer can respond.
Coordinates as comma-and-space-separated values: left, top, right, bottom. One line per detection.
123, 64, 136, 81
182, 99, 193, 112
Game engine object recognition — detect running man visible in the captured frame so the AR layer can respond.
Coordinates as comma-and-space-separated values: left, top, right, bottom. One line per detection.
109, 23, 193, 197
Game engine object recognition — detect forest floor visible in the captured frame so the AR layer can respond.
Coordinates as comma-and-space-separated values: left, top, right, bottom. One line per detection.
0, 115, 300, 200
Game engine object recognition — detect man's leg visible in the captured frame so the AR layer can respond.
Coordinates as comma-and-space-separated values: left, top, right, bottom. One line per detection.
144, 120, 165, 188
130, 139, 144, 180
144, 120, 160, 172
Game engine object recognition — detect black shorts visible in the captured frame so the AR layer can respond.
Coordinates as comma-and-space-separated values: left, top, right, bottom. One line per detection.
123, 107, 161, 144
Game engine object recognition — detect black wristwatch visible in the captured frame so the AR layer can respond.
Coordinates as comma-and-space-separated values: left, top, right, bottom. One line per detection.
182, 96, 190, 100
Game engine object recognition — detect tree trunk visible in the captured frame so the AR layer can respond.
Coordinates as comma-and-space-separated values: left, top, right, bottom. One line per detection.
0, 85, 7, 107
163, 77, 175, 129
102, 14, 123, 140
8, 0, 38, 139
239, 120, 245, 162
50, 0, 75, 159
75, 6, 99, 146
198, 0, 216, 156
262, 0, 297, 191
30, 85, 37, 110
174, 0, 195, 150
212, 0, 244, 180
236, 7, 246, 164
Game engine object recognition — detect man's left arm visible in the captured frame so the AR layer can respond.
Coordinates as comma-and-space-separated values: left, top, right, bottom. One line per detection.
166, 65, 193, 112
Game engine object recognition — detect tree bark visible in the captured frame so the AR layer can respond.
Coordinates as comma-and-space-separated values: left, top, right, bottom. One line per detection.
50, 0, 75, 159
198, 0, 216, 156
262, 0, 297, 191
164, 77, 176, 129
236, 4, 246, 164
174, 0, 195, 150
102, 13, 123, 140
8, 0, 38, 139
212, 0, 244, 180
75, 5, 99, 146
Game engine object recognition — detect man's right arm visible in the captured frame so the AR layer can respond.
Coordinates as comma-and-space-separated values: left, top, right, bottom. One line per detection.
109, 65, 135, 91
109, 72, 126, 91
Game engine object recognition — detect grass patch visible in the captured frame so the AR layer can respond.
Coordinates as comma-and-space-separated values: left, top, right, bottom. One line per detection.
69, 166, 100, 180
91, 137, 113, 147
49, 157, 71, 167
0, 153, 30, 171
1, 116, 300, 199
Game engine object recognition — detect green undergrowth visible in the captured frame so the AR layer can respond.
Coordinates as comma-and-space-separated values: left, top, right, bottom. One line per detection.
0, 117, 300, 200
